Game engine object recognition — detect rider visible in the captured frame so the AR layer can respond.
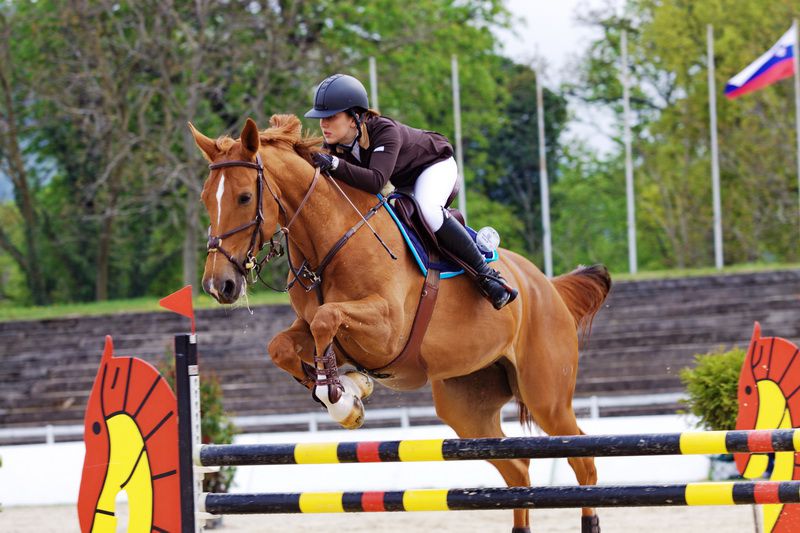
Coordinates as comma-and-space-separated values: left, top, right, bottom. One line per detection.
305, 73, 517, 310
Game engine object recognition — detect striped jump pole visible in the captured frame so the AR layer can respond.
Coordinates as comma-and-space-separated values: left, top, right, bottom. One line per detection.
198, 428, 800, 466
199, 481, 800, 515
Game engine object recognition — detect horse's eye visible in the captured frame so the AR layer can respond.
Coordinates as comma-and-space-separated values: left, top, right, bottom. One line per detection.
238, 193, 252, 205
745, 385, 752, 395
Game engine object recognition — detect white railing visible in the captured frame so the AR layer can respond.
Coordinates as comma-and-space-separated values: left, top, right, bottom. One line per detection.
0, 392, 685, 445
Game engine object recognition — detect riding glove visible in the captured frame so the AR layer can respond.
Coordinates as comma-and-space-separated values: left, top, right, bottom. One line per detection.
313, 152, 339, 172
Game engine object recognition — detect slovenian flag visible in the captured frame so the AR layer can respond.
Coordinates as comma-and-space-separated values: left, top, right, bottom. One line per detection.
725, 23, 797, 99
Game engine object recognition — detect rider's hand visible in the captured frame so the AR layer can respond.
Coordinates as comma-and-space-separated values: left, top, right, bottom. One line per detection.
313, 152, 339, 172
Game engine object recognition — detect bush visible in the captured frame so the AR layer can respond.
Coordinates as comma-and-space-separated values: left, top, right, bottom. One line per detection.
679, 347, 746, 431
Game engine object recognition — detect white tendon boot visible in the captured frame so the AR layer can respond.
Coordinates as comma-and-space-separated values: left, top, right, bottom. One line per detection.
314, 370, 373, 429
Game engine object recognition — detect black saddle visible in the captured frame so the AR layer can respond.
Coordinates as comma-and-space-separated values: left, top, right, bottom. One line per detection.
390, 184, 473, 274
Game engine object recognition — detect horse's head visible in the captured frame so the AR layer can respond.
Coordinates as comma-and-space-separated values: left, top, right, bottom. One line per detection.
190, 118, 282, 303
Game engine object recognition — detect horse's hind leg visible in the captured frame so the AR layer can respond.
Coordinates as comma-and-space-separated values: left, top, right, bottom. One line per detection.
432, 364, 531, 533
515, 361, 600, 533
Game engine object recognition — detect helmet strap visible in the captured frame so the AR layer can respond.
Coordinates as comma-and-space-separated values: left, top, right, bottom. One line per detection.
331, 110, 363, 153
349, 109, 364, 147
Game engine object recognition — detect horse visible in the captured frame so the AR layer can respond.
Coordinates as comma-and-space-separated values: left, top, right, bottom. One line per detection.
190, 114, 611, 533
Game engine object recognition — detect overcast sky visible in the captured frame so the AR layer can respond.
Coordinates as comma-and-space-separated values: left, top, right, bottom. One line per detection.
496, 0, 608, 83
495, 0, 619, 153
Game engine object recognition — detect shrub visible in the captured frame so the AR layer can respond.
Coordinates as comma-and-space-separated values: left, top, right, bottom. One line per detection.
679, 347, 746, 431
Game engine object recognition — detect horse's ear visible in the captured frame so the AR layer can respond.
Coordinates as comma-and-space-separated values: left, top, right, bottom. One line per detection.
188, 122, 218, 162
240, 118, 260, 157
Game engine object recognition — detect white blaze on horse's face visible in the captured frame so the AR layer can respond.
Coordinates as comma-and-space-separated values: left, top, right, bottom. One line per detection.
215, 174, 226, 226
208, 173, 227, 291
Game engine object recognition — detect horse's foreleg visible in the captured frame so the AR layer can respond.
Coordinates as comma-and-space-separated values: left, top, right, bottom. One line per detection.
309, 294, 391, 429
267, 317, 317, 388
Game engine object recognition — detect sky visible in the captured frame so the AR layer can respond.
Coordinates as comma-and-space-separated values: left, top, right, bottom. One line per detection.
495, 0, 619, 153
496, 0, 607, 83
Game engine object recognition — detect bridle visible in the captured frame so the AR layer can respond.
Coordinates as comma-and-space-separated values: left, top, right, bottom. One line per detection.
205, 149, 393, 296
206, 152, 320, 282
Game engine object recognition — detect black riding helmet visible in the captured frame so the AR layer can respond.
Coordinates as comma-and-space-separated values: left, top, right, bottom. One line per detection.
304, 74, 369, 119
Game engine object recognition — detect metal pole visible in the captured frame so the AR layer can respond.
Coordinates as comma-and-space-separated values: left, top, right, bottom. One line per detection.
793, 20, 800, 242
451, 54, 467, 223
536, 71, 553, 277
621, 30, 637, 274
708, 25, 724, 270
368, 56, 379, 112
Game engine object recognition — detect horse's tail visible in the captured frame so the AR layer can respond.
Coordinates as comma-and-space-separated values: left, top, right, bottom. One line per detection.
551, 263, 612, 339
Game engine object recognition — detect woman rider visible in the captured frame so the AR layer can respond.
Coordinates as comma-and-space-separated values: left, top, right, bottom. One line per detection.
306, 73, 517, 310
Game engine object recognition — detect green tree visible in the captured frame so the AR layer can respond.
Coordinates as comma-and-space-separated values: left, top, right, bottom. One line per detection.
571, 0, 800, 270
0, 0, 516, 305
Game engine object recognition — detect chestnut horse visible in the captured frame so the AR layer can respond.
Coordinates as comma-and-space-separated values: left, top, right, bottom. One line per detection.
190, 115, 611, 533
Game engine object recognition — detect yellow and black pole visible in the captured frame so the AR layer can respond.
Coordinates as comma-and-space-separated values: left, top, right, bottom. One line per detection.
201, 481, 800, 515
198, 428, 800, 466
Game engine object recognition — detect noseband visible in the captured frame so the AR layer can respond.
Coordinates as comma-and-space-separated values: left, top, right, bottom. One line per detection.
206, 152, 321, 280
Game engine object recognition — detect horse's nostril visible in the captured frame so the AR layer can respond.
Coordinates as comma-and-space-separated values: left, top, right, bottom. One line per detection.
222, 279, 236, 298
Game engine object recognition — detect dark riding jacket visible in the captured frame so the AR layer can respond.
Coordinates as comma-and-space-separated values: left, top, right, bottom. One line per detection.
328, 116, 454, 194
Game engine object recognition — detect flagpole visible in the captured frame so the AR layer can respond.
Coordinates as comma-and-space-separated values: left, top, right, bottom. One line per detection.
793, 19, 800, 240
536, 70, 553, 278
369, 56, 379, 112
451, 54, 467, 223
707, 24, 724, 270
621, 29, 637, 274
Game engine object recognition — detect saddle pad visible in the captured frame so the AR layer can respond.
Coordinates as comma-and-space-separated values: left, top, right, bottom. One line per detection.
378, 195, 498, 279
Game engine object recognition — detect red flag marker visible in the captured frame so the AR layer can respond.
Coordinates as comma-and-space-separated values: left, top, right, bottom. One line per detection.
159, 285, 196, 334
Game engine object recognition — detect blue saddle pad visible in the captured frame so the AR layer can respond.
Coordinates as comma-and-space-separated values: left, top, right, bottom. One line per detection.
379, 195, 498, 279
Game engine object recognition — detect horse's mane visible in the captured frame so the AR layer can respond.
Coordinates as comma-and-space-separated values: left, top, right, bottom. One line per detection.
214, 114, 322, 165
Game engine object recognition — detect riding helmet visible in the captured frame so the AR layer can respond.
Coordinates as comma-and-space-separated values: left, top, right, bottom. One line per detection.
304, 74, 369, 119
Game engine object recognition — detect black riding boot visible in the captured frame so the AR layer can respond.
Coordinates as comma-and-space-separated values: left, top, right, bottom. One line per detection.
435, 216, 518, 310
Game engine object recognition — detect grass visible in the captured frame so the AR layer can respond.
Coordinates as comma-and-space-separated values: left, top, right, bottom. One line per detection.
0, 289, 290, 322
0, 261, 797, 322
610, 261, 799, 282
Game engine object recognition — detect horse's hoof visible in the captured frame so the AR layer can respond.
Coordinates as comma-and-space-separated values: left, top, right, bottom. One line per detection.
343, 370, 374, 399
511, 528, 531, 533
581, 515, 600, 533
338, 395, 365, 429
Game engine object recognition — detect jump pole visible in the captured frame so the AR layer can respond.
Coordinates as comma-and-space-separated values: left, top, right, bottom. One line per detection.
198, 428, 800, 466
200, 481, 800, 515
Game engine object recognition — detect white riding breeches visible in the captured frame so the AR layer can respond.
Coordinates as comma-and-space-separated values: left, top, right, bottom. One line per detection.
413, 157, 458, 232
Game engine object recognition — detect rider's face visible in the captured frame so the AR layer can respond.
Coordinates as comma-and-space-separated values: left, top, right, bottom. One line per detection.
320, 112, 357, 145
